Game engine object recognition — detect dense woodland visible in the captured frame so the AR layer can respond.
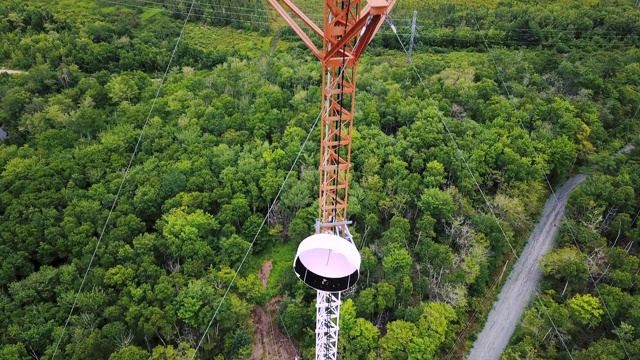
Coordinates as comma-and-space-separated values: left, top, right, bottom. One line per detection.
0, 0, 639, 359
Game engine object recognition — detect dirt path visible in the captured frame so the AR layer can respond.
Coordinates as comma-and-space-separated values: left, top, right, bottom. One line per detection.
467, 174, 587, 360
258, 259, 273, 289
251, 260, 299, 360
0, 68, 26, 75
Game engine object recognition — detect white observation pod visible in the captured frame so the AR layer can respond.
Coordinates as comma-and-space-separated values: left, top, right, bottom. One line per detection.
293, 233, 360, 292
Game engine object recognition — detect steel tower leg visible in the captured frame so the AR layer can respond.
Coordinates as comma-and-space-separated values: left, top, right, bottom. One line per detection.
317, 4, 360, 359
315, 291, 341, 360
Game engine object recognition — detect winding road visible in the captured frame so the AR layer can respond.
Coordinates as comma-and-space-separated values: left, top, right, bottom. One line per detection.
467, 174, 587, 360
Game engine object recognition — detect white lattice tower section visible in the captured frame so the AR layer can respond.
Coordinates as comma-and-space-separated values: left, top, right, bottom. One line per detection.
315, 291, 341, 360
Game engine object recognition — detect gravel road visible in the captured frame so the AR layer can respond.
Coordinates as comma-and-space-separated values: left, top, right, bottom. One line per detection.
467, 174, 587, 360
0, 68, 26, 74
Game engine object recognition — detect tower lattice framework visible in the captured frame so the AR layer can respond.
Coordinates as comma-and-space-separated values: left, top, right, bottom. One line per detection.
268, 1, 396, 359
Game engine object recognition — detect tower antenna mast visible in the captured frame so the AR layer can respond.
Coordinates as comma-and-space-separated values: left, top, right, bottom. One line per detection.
268, 1, 396, 359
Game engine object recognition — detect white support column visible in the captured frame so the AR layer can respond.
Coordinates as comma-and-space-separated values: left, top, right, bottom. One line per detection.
315, 291, 341, 360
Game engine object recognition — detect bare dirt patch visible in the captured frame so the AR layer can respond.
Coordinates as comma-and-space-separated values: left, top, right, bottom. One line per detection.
252, 260, 298, 360
258, 259, 273, 289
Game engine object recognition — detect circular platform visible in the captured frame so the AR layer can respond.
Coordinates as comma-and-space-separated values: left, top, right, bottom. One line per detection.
293, 233, 360, 292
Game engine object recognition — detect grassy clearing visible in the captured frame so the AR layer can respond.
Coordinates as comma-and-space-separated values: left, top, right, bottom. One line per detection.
264, 241, 298, 298
140, 7, 166, 24
288, 0, 500, 16
184, 23, 291, 57
288, 0, 610, 19
55, 0, 135, 22
245, 240, 298, 300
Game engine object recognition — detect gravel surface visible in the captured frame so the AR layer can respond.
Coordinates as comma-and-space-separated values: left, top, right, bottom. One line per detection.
0, 68, 26, 74
467, 174, 587, 360
618, 143, 635, 155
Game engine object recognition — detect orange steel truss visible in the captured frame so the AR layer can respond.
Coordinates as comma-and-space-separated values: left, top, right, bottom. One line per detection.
268, 0, 396, 226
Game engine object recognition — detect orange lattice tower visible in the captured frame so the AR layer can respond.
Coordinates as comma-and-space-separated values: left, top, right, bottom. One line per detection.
268, 1, 396, 359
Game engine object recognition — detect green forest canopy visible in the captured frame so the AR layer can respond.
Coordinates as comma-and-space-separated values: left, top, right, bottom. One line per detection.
0, 0, 639, 359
